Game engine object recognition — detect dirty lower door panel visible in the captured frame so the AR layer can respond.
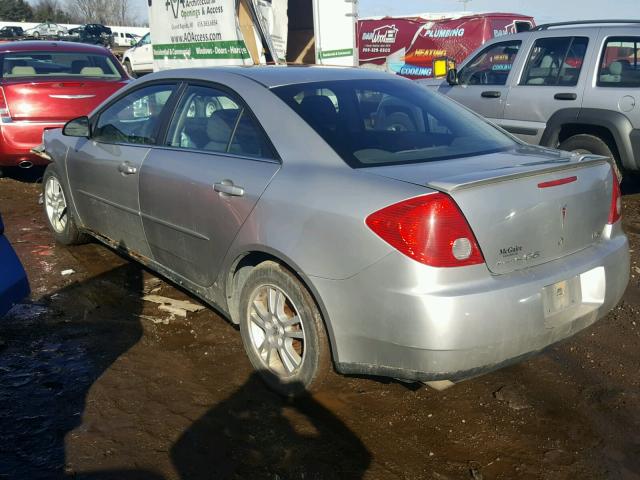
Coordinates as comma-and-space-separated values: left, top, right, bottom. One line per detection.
66, 139, 152, 257
138, 148, 280, 287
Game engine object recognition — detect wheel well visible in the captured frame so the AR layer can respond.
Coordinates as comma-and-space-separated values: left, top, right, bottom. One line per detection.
227, 251, 274, 323
557, 124, 621, 161
227, 251, 337, 362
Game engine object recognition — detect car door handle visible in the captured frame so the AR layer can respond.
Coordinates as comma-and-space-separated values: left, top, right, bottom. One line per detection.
214, 180, 244, 197
554, 93, 577, 101
118, 162, 137, 175
481, 91, 501, 98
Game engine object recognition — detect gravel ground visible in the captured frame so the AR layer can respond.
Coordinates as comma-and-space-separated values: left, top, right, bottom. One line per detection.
1, 171, 639, 480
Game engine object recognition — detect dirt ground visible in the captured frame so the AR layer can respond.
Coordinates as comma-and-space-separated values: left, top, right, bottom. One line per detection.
1, 170, 640, 480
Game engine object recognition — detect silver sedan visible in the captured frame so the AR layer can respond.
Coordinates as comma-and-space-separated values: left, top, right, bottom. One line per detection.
41, 66, 629, 396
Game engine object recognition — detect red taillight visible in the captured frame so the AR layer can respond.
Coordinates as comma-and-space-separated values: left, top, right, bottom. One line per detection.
0, 87, 10, 121
608, 170, 622, 224
366, 193, 485, 267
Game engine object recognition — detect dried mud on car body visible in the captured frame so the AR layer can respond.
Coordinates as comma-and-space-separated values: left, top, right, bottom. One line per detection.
1, 175, 640, 479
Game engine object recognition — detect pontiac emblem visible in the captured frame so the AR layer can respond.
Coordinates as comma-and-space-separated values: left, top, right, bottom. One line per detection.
559, 204, 567, 247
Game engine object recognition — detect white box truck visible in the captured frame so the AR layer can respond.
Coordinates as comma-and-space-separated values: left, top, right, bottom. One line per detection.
148, 0, 357, 71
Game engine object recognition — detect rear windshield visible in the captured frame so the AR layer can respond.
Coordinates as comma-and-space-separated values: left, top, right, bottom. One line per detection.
272, 79, 517, 168
0, 51, 122, 79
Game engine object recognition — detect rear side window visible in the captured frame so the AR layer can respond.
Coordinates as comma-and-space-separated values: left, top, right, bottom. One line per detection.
521, 37, 589, 86
273, 79, 517, 168
166, 84, 275, 159
458, 40, 522, 86
0, 51, 122, 79
598, 37, 640, 87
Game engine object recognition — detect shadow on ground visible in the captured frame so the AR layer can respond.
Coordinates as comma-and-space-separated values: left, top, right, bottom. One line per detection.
170, 373, 371, 480
0, 263, 147, 478
0, 260, 370, 479
0, 166, 45, 183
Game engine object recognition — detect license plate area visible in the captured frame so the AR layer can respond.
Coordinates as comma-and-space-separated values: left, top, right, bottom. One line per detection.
542, 275, 582, 319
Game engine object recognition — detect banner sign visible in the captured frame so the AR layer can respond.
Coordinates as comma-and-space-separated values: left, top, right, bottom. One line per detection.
358, 14, 534, 79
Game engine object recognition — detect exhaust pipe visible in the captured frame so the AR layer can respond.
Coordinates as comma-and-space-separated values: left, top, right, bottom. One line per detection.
18, 161, 33, 169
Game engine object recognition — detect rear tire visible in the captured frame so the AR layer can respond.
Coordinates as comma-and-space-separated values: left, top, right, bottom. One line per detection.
238, 261, 332, 397
42, 164, 88, 246
558, 134, 622, 181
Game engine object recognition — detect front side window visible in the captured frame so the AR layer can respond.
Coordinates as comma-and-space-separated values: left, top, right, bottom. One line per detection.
93, 84, 175, 145
166, 84, 274, 159
521, 37, 589, 86
0, 51, 123, 79
458, 40, 522, 86
140, 33, 150, 45
598, 37, 640, 87
273, 79, 517, 168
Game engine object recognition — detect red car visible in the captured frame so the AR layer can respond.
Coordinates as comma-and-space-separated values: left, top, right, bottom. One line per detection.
0, 41, 129, 170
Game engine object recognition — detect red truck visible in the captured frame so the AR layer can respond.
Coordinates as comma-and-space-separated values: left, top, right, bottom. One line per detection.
358, 12, 535, 79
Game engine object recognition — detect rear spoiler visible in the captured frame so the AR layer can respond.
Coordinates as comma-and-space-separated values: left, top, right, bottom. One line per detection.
427, 154, 609, 193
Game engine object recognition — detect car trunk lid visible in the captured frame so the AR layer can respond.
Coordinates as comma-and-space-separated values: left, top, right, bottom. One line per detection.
0, 79, 127, 121
365, 148, 614, 274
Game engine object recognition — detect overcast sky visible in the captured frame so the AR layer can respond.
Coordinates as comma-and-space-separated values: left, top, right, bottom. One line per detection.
359, 0, 639, 24
115, 0, 639, 26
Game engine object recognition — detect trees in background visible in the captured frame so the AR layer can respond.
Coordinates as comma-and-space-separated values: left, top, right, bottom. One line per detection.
32, 0, 72, 23
0, 0, 146, 26
0, 0, 34, 22
70, 0, 134, 25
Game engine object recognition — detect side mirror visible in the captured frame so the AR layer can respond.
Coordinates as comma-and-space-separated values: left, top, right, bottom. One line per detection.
130, 39, 137, 46
446, 68, 459, 86
63, 116, 90, 137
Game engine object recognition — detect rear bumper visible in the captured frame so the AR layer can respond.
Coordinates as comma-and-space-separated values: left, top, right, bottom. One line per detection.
0, 121, 63, 167
0, 235, 30, 317
313, 224, 629, 382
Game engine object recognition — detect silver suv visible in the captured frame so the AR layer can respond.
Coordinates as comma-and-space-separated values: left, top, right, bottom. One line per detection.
426, 20, 640, 177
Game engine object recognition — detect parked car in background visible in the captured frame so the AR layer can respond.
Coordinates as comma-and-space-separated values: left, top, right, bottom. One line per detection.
113, 31, 140, 47
41, 66, 629, 396
121, 32, 153, 77
0, 212, 29, 318
426, 20, 640, 178
68, 24, 114, 48
0, 26, 24, 40
25, 22, 68, 38
0, 41, 129, 171
83, 24, 114, 47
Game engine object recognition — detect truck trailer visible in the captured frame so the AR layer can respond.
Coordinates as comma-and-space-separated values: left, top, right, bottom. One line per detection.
149, 0, 357, 71
358, 12, 534, 79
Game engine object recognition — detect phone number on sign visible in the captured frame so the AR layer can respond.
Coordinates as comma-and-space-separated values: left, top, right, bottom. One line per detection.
361, 47, 392, 54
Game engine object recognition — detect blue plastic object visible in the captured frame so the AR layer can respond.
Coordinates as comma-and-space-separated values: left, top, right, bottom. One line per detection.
0, 213, 30, 317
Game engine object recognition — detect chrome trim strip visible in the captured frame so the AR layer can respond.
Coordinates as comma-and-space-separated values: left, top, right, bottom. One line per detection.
2, 120, 65, 125
140, 212, 210, 241
77, 189, 139, 216
49, 94, 96, 99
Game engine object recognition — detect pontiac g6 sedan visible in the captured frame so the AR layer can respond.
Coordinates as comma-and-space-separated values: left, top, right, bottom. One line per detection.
41, 67, 629, 396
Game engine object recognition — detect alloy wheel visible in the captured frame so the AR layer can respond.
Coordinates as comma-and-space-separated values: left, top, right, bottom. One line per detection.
247, 284, 306, 377
45, 176, 68, 233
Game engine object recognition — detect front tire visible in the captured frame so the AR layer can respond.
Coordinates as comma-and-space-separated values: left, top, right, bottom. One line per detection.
238, 261, 332, 397
43, 164, 88, 245
123, 59, 136, 78
558, 134, 622, 181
